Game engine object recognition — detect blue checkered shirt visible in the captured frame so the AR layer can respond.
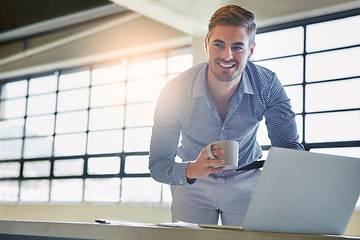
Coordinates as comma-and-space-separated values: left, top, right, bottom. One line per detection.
149, 61, 304, 186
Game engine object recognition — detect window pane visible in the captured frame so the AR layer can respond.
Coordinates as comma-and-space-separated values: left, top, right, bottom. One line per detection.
305, 111, 360, 143
125, 155, 150, 174
255, 56, 303, 85
296, 115, 303, 143
54, 133, 86, 156
88, 157, 120, 175
25, 115, 54, 136
121, 178, 161, 203
23, 136, 53, 158
54, 159, 84, 176
51, 179, 83, 202
87, 130, 123, 154
89, 106, 124, 131
125, 102, 156, 127
124, 127, 152, 152
27, 93, 56, 115
168, 53, 193, 74
0, 80, 27, 99
306, 47, 360, 82
55, 111, 88, 134
306, 15, 360, 52
126, 77, 165, 103
92, 64, 125, 85
20, 180, 49, 202
1, 98, 26, 119
306, 79, 360, 112
257, 119, 270, 146
58, 70, 90, 90
23, 161, 50, 177
0, 139, 22, 160
284, 85, 303, 114
252, 27, 304, 60
128, 58, 166, 80
0, 162, 20, 177
0, 118, 24, 139
310, 147, 360, 158
28, 75, 57, 95
84, 178, 120, 202
0, 181, 19, 201
162, 184, 172, 203
57, 88, 89, 112
90, 83, 125, 108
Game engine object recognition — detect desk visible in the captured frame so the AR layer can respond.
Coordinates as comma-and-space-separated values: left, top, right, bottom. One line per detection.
0, 220, 358, 240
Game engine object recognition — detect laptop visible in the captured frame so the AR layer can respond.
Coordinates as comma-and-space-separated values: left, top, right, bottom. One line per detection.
241, 147, 360, 235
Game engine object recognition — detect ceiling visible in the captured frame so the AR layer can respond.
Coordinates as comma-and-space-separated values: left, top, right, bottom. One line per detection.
1, 0, 360, 42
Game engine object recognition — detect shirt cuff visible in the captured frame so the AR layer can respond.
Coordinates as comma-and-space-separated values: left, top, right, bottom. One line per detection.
172, 161, 195, 185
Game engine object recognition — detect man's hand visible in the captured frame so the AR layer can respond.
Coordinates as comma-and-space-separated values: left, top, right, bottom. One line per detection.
186, 145, 225, 179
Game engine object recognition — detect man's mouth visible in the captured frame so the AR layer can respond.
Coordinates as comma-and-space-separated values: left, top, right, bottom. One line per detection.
218, 62, 236, 68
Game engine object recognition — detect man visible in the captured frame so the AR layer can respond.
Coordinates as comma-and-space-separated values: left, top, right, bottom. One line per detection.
149, 5, 304, 226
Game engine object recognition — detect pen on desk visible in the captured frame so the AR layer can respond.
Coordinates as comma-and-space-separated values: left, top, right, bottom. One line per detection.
95, 219, 110, 224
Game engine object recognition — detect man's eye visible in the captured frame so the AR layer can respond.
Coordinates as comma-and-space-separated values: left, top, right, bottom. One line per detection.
214, 43, 224, 48
232, 46, 243, 51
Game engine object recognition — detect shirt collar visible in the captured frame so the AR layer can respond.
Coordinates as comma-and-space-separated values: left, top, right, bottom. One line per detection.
192, 62, 254, 98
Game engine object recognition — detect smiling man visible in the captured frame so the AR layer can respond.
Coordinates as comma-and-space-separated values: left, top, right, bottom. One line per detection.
149, 5, 303, 226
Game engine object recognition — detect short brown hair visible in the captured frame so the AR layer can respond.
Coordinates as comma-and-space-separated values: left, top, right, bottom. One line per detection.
206, 5, 257, 46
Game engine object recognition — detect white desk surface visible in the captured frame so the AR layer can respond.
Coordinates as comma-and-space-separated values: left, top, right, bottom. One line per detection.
0, 220, 358, 240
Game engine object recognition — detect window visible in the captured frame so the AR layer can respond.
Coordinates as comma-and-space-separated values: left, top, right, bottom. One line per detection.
253, 11, 360, 207
0, 47, 192, 203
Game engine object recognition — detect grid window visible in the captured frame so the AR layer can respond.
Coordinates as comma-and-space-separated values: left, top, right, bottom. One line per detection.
253, 10, 360, 207
0, 46, 192, 203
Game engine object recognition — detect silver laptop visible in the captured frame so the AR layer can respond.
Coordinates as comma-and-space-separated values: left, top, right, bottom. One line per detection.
242, 147, 360, 235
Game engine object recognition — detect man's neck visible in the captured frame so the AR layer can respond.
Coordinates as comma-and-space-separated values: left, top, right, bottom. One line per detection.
206, 70, 241, 121
207, 72, 241, 103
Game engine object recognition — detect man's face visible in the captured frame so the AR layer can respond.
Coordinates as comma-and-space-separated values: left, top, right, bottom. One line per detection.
205, 25, 255, 83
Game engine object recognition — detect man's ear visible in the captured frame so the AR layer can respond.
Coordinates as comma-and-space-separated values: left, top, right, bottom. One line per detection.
248, 42, 256, 59
204, 37, 209, 54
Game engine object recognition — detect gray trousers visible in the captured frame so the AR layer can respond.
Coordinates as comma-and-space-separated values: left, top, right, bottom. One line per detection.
170, 169, 261, 226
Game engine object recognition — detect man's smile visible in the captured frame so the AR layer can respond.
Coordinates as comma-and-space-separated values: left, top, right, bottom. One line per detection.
218, 61, 236, 69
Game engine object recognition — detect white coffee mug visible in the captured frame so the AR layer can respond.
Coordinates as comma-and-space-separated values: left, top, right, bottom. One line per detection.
206, 140, 238, 170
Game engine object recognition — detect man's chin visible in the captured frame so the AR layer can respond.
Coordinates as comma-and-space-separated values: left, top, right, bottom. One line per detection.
216, 72, 240, 82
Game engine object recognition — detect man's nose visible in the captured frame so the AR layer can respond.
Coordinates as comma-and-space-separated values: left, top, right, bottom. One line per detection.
222, 47, 233, 61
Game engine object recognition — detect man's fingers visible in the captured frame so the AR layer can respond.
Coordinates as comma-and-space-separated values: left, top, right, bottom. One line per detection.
207, 159, 225, 166
209, 166, 225, 173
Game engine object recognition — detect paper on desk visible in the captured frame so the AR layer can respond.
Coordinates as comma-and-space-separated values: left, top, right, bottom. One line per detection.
95, 219, 156, 228
95, 219, 242, 230
157, 221, 243, 230
156, 221, 201, 229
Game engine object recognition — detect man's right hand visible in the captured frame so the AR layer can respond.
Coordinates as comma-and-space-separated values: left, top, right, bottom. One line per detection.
186, 145, 225, 179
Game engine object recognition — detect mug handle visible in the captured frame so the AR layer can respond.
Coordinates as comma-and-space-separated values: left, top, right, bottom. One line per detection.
206, 144, 217, 159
